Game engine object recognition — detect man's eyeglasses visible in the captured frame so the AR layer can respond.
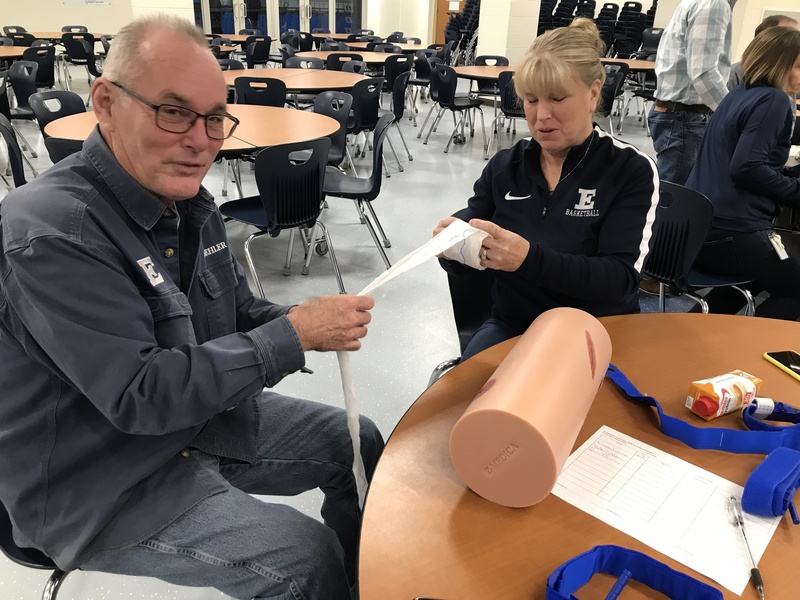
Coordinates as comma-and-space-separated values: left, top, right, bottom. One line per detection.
109, 81, 239, 140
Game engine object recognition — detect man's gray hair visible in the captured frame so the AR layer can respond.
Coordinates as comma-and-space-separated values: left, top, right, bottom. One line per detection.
103, 13, 209, 84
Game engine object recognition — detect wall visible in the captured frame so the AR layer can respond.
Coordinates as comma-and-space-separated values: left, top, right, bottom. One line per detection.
477, 0, 539, 65
130, 0, 194, 22
366, 0, 434, 44
0, 0, 133, 32
734, 0, 800, 59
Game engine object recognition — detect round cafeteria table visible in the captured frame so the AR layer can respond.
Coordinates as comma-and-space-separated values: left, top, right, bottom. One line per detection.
222, 68, 367, 92
43, 104, 339, 153
296, 50, 396, 66
358, 312, 800, 600
346, 42, 422, 53
0, 47, 27, 60
29, 32, 108, 42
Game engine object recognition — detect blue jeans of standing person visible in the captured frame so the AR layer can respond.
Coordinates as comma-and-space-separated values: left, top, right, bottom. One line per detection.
81, 392, 384, 600
648, 107, 709, 185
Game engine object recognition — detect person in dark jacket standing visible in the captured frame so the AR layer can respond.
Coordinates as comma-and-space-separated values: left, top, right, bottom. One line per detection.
687, 26, 800, 320
434, 19, 659, 360
0, 14, 381, 600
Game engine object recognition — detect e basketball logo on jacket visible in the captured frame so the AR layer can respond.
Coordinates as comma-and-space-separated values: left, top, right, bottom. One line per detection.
565, 188, 599, 217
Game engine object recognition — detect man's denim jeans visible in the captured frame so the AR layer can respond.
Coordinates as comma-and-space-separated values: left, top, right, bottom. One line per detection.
648, 107, 709, 185
81, 392, 384, 600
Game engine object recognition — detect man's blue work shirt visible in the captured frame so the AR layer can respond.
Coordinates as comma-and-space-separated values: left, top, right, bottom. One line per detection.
0, 128, 305, 570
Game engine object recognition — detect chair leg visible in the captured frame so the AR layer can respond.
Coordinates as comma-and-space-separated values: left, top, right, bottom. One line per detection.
362, 198, 391, 248
243, 230, 270, 298
221, 159, 229, 196
231, 159, 244, 198
358, 200, 392, 269
417, 103, 439, 140
658, 282, 667, 313
284, 227, 297, 275
443, 112, 464, 153
476, 108, 487, 154
686, 292, 709, 313
731, 285, 756, 316
386, 135, 402, 173
428, 357, 461, 388
423, 107, 445, 144
11, 125, 38, 159
314, 220, 347, 294
42, 569, 68, 600
393, 122, 413, 161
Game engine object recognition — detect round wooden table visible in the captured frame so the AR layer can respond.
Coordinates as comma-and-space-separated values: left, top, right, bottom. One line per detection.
0, 47, 26, 60
346, 42, 422, 53
43, 105, 339, 153
454, 64, 516, 81
222, 68, 367, 92
359, 313, 800, 600
29, 31, 108, 42
296, 50, 396, 66
310, 32, 359, 42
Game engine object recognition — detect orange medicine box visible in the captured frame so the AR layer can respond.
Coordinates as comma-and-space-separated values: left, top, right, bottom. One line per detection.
685, 370, 763, 420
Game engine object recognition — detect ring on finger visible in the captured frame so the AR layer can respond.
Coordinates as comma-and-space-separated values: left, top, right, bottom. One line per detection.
480, 247, 488, 261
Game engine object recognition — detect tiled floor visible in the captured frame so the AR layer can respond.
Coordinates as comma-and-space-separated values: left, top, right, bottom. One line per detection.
0, 71, 680, 599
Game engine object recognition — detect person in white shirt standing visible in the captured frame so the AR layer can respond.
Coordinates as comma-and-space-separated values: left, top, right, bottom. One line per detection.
648, 0, 735, 185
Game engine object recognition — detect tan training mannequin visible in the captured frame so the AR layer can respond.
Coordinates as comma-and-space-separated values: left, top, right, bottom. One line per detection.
449, 307, 612, 508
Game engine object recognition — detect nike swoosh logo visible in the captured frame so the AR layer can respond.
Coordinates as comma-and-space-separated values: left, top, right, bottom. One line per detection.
504, 192, 532, 200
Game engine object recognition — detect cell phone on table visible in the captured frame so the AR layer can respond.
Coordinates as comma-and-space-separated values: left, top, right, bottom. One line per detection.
763, 350, 800, 382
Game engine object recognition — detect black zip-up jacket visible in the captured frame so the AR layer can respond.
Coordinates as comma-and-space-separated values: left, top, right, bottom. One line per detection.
441, 128, 659, 333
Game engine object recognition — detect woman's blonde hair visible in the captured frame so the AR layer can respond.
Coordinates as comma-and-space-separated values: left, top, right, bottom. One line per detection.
742, 26, 800, 93
514, 18, 606, 106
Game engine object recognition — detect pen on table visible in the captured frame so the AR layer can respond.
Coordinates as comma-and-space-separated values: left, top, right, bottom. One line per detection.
728, 495, 765, 600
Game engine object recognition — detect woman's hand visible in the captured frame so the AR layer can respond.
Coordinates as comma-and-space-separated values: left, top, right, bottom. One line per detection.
471, 219, 531, 271
433, 216, 458, 237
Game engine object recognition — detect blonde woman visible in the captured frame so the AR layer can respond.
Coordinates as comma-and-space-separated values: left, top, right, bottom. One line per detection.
687, 26, 800, 320
434, 19, 659, 360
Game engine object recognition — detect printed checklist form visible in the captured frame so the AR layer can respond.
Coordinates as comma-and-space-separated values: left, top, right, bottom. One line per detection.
552, 426, 781, 595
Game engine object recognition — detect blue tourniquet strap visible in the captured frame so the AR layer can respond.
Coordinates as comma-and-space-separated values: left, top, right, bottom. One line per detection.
546, 545, 722, 600
606, 364, 800, 523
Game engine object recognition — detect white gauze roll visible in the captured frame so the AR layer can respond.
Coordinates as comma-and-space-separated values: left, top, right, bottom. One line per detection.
441, 220, 490, 269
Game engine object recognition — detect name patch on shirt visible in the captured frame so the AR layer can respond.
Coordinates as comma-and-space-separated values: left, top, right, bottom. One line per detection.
203, 241, 228, 257
565, 188, 599, 217
136, 256, 165, 287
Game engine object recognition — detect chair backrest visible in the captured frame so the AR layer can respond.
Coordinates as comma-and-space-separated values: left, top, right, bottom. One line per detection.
210, 45, 222, 58
280, 30, 299, 49
374, 43, 402, 54
0, 70, 10, 121
239, 28, 260, 35
10, 33, 35, 47
341, 60, 367, 74
642, 181, 714, 296
210, 37, 232, 46
498, 70, 525, 118
2, 26, 27, 36
475, 54, 509, 67
0, 500, 56, 568
355, 28, 375, 35
233, 76, 287, 107
218, 58, 245, 70
432, 63, 460, 106
411, 51, 437, 82
0, 37, 12, 46
640, 27, 663, 54
28, 90, 86, 138
45, 137, 83, 164
349, 77, 384, 134
285, 56, 324, 70
100, 34, 113, 54
320, 41, 349, 51
599, 61, 629, 116
297, 32, 314, 52
359, 113, 395, 201
279, 44, 296, 66
0, 114, 27, 188
61, 32, 95, 61
391, 70, 411, 120
79, 39, 102, 77
325, 52, 363, 71
363, 35, 382, 44
244, 34, 270, 48
22, 46, 56, 89
401, 37, 422, 44
313, 90, 353, 166
61, 25, 88, 33
252, 137, 331, 233
386, 31, 404, 43
245, 40, 271, 68
31, 39, 52, 48
382, 54, 412, 91
8, 60, 38, 112
312, 28, 331, 34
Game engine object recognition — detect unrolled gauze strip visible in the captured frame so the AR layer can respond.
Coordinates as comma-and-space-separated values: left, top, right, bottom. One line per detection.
341, 219, 489, 507
449, 307, 612, 508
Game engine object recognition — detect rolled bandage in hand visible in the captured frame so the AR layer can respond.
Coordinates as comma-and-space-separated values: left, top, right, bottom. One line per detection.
449, 307, 612, 508
441, 219, 490, 270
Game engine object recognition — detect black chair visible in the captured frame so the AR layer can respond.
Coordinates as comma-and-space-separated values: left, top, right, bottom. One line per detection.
486, 70, 525, 159
400, 37, 422, 44
99, 34, 113, 57
323, 113, 396, 269
0, 114, 28, 188
312, 28, 331, 34
381, 54, 412, 94
277, 43, 296, 67
341, 60, 367, 75
642, 181, 755, 314
355, 28, 375, 35
0, 37, 12, 46
245, 40, 271, 68
428, 40, 454, 63
61, 25, 88, 33
347, 77, 383, 158
284, 56, 325, 70
218, 58, 245, 70
598, 61, 629, 135
388, 70, 413, 165
10, 32, 35, 47
297, 32, 314, 52
320, 41, 349, 51
473, 55, 509, 124
407, 51, 438, 125
60, 32, 96, 90
44, 137, 84, 164
0, 500, 67, 599
239, 28, 260, 35
28, 89, 86, 142
233, 76, 287, 106
312, 91, 354, 172
325, 52, 363, 71
280, 29, 300, 50
23, 45, 56, 89
632, 27, 664, 58
219, 137, 346, 294
2, 26, 27, 36
386, 31, 404, 43
7, 60, 40, 163
372, 43, 401, 54
422, 64, 487, 155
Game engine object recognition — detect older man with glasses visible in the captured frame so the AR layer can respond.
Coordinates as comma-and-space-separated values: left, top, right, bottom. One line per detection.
0, 13, 382, 600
